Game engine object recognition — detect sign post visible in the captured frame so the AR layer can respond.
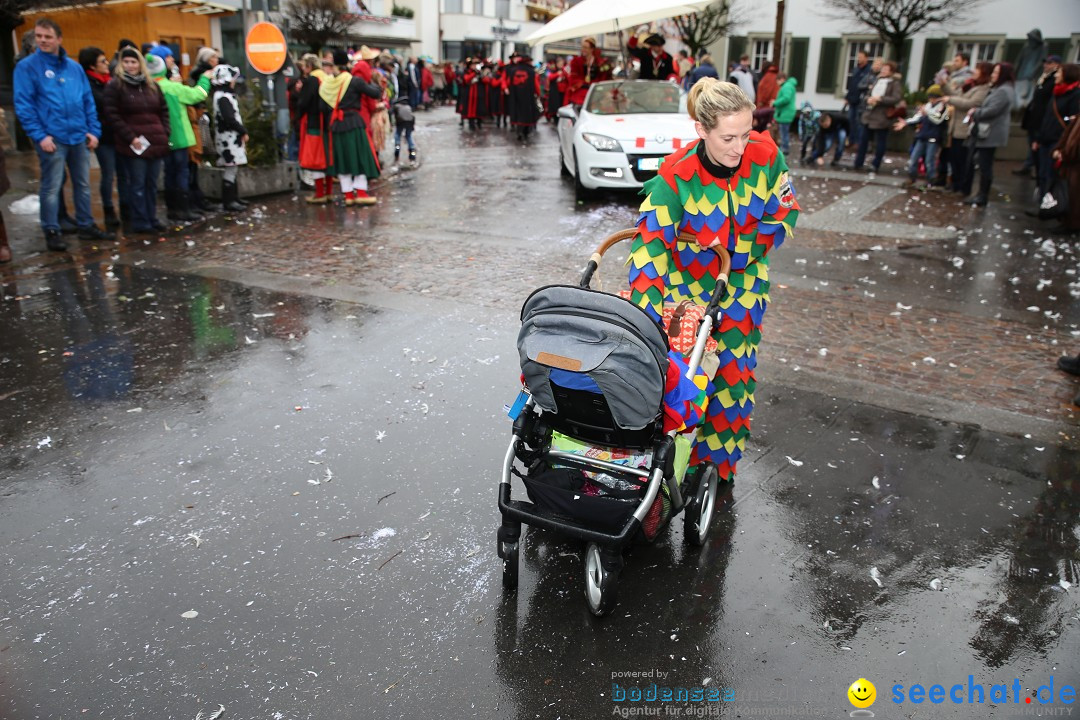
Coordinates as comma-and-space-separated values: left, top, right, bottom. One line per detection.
244, 21, 288, 117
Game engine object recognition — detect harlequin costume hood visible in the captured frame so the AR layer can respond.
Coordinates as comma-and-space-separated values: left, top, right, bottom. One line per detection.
627, 133, 799, 479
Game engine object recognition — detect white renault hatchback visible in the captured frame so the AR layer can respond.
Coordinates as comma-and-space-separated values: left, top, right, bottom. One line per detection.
557, 80, 698, 199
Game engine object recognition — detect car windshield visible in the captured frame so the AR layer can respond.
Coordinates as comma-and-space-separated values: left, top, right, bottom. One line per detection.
586, 81, 684, 115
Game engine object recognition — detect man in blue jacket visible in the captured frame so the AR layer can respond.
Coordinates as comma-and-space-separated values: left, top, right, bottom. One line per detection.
14, 18, 113, 251
844, 50, 871, 150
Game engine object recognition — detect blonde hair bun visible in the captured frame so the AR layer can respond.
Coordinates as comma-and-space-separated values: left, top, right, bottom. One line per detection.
687, 78, 754, 129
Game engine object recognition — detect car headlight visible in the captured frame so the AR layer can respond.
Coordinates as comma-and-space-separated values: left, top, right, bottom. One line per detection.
581, 132, 622, 152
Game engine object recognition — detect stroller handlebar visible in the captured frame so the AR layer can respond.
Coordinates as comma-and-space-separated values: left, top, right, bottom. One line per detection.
579, 228, 732, 302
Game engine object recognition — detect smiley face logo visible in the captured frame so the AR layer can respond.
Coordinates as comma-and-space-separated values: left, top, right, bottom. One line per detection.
848, 678, 876, 709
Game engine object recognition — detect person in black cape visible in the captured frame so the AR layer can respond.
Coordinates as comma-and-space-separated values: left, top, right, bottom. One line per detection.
506, 52, 541, 141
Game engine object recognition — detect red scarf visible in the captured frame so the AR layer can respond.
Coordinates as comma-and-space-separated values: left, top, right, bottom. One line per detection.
1053, 81, 1080, 96
86, 69, 111, 85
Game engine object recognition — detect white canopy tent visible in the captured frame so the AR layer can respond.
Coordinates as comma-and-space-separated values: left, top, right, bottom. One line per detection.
523, 0, 714, 46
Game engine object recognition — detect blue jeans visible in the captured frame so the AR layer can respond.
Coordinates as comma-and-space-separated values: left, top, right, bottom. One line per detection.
394, 124, 415, 153
847, 105, 863, 148
907, 139, 939, 180
94, 143, 124, 212
120, 155, 163, 230
855, 127, 889, 170
286, 127, 300, 161
163, 148, 190, 193
36, 142, 93, 231
811, 128, 847, 163
778, 122, 791, 154
1036, 145, 1055, 199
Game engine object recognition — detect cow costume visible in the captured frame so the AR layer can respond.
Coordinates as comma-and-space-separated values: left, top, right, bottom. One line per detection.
211, 64, 247, 212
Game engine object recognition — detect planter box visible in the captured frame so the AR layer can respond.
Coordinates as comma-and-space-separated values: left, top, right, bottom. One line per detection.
198, 161, 299, 200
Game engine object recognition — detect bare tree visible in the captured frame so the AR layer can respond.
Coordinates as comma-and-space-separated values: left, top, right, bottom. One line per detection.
284, 0, 354, 53
664, 1, 745, 59
818, 0, 985, 67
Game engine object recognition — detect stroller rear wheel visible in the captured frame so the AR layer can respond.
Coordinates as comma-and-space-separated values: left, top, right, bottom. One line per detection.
684, 463, 718, 547
584, 542, 620, 617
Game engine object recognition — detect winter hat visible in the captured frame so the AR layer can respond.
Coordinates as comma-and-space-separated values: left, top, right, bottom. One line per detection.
145, 53, 167, 78
120, 47, 140, 61
332, 48, 349, 68
196, 46, 219, 66
148, 45, 173, 60
926, 83, 942, 97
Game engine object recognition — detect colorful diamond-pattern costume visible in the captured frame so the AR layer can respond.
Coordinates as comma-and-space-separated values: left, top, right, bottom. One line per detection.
627, 133, 799, 481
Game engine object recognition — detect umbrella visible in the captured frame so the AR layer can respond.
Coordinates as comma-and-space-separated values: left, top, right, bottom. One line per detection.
523, 0, 714, 46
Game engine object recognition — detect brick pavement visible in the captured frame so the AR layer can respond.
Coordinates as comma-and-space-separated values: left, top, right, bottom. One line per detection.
1, 108, 1076, 442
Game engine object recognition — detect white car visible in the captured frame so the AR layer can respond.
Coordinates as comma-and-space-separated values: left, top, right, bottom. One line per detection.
557, 80, 698, 199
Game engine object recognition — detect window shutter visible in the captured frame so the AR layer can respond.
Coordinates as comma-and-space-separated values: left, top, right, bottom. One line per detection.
1003, 39, 1025, 64
920, 38, 948, 89
788, 37, 809, 90
727, 36, 746, 69
817, 37, 841, 94
901, 39, 913, 77
1046, 38, 1070, 60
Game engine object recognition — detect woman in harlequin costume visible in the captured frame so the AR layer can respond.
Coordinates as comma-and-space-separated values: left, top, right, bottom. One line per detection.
627, 78, 799, 484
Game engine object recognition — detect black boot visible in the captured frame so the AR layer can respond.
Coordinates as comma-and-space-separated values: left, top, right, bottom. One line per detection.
45, 229, 67, 251
165, 189, 182, 222
222, 179, 245, 212
1058, 354, 1080, 376
103, 207, 121, 229
180, 191, 204, 222
408, 148, 416, 164
78, 224, 115, 241
394, 144, 401, 163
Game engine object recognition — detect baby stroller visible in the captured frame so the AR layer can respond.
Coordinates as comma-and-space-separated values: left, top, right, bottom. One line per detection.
496, 228, 732, 616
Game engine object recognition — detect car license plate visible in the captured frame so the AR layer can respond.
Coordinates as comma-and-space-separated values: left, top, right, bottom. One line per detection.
637, 157, 661, 171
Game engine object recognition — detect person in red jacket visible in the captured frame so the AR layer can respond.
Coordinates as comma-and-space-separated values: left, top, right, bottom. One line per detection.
351, 46, 388, 161
443, 62, 456, 107
756, 64, 779, 109
566, 37, 611, 109
419, 59, 434, 109
461, 60, 483, 129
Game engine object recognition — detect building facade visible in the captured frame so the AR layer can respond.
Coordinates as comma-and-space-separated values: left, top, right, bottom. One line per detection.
714, 0, 1080, 111
438, 0, 550, 62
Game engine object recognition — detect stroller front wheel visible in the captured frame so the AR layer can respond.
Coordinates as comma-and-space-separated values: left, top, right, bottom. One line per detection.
500, 541, 520, 590
584, 542, 620, 617
684, 463, 719, 547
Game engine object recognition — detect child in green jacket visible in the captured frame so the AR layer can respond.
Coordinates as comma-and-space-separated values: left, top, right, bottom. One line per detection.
148, 53, 208, 222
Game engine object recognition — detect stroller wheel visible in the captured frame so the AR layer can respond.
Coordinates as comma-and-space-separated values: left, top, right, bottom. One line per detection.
684, 463, 719, 547
500, 541, 519, 590
584, 542, 619, 617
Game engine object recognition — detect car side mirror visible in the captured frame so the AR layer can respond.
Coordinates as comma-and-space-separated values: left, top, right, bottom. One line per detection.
557, 105, 577, 121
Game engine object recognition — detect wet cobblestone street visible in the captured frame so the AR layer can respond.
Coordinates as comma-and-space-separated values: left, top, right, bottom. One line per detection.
4, 105, 1076, 442
1, 104, 1078, 720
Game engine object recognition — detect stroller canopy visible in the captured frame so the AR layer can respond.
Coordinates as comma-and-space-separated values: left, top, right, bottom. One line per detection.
518, 285, 669, 430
